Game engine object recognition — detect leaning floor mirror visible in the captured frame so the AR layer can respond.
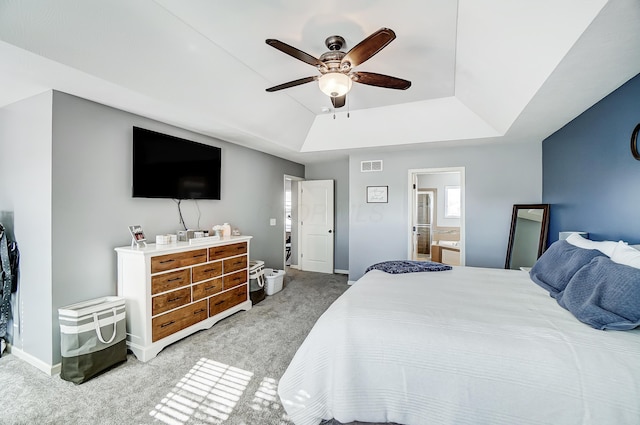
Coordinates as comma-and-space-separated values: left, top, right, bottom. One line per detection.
505, 204, 550, 270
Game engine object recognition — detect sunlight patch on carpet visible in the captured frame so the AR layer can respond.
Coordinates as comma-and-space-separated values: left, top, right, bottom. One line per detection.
149, 358, 253, 424
250, 376, 292, 424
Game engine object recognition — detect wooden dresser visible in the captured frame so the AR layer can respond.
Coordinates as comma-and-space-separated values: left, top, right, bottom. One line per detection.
115, 236, 252, 362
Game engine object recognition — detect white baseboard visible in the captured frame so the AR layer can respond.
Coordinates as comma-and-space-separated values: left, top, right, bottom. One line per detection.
347, 280, 357, 285
8, 345, 61, 376
334, 269, 348, 275
289, 265, 300, 270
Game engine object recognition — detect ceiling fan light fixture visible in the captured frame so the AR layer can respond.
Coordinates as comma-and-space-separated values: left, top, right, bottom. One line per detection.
318, 72, 352, 97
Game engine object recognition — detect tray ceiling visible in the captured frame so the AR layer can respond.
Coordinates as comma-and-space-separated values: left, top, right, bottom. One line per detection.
0, 0, 639, 163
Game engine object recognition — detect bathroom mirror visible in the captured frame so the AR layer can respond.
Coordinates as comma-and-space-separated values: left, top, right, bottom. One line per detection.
505, 204, 550, 270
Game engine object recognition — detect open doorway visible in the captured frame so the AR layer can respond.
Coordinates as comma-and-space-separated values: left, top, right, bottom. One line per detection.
408, 168, 465, 266
284, 175, 303, 271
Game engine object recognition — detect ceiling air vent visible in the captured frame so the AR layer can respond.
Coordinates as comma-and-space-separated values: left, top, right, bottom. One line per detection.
361, 160, 383, 172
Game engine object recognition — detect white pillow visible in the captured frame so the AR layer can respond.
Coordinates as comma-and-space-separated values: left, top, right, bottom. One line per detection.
565, 232, 619, 257
611, 241, 640, 269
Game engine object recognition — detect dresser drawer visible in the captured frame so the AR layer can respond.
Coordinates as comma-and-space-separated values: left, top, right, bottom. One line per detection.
152, 300, 208, 342
192, 261, 222, 283
223, 255, 247, 274
152, 287, 191, 316
209, 285, 248, 317
151, 269, 190, 295
209, 242, 247, 260
223, 269, 248, 290
193, 278, 222, 301
151, 249, 208, 273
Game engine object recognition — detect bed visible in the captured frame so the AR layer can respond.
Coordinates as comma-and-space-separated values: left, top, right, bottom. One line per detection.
277, 239, 640, 425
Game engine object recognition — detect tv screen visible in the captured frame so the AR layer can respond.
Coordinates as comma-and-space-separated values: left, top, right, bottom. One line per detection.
132, 127, 221, 200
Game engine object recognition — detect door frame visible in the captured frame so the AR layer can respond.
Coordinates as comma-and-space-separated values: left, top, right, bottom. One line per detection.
407, 167, 465, 265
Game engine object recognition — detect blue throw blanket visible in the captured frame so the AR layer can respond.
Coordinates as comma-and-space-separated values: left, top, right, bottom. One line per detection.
365, 260, 452, 274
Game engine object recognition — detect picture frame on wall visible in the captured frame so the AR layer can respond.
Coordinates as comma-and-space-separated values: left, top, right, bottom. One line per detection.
367, 186, 388, 203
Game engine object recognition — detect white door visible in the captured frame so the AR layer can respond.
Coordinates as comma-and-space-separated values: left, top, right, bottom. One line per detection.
299, 180, 334, 273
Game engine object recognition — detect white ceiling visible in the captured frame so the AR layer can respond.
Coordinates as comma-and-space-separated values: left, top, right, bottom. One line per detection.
0, 0, 639, 164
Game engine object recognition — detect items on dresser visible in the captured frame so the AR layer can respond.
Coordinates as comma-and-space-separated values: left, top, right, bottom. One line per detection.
115, 236, 252, 362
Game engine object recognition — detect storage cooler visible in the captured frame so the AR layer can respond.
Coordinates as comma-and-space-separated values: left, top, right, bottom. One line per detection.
58, 296, 127, 384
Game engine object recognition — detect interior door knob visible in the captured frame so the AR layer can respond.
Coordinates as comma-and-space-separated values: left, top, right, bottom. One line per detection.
328, 230, 333, 233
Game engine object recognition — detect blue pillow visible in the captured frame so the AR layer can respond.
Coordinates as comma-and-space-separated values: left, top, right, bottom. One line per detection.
530, 240, 605, 298
558, 256, 640, 330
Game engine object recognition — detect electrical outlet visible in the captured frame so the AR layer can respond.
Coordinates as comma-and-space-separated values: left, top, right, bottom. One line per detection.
270, 218, 276, 226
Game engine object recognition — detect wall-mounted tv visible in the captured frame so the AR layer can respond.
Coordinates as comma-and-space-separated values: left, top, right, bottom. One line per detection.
132, 127, 221, 200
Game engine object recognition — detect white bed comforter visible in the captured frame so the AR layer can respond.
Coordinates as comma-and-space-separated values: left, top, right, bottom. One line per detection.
278, 267, 640, 425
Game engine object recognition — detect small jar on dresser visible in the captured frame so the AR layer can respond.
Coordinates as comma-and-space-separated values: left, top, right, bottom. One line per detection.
115, 236, 252, 362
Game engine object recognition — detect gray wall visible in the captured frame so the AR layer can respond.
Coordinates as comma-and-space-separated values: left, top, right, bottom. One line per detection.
349, 142, 542, 280
305, 158, 349, 272
2, 90, 304, 367
0, 91, 54, 366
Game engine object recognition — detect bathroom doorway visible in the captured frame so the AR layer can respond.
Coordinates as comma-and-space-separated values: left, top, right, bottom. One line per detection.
284, 175, 303, 270
408, 167, 465, 265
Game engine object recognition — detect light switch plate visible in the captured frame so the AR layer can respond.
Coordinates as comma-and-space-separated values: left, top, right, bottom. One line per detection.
270, 218, 276, 226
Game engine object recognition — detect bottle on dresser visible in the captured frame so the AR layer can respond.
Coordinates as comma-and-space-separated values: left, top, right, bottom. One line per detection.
222, 223, 231, 238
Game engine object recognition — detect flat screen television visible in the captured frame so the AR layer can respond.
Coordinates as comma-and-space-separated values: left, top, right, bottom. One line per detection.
132, 127, 221, 200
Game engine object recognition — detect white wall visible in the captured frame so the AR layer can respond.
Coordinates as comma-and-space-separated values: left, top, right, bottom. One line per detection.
349, 142, 542, 280
0, 91, 54, 367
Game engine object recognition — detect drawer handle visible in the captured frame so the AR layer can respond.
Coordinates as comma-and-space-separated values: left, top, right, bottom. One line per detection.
232, 261, 243, 266
167, 277, 183, 282
205, 285, 216, 291
203, 268, 217, 273
159, 259, 176, 264
160, 320, 175, 328
193, 309, 206, 315
193, 253, 206, 258
214, 300, 225, 306
232, 277, 241, 281
168, 296, 183, 303
214, 250, 224, 255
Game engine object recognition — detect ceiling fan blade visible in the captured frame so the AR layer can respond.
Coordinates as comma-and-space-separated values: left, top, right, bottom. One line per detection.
331, 95, 346, 109
341, 28, 396, 68
351, 71, 411, 90
266, 39, 327, 70
266, 76, 318, 92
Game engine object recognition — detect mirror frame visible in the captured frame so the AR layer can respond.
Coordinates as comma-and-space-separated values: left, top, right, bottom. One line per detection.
505, 203, 550, 269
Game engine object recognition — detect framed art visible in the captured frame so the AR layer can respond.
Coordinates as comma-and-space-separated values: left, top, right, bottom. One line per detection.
367, 186, 388, 203
631, 122, 640, 160
128, 225, 147, 247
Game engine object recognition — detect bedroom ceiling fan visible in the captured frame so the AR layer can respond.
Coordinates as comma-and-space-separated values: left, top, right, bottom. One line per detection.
265, 28, 411, 108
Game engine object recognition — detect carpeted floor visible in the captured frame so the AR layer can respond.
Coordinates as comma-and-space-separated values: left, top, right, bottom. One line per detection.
0, 269, 349, 425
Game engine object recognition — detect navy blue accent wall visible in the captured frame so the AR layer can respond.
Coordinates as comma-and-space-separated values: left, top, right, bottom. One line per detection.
543, 73, 640, 244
